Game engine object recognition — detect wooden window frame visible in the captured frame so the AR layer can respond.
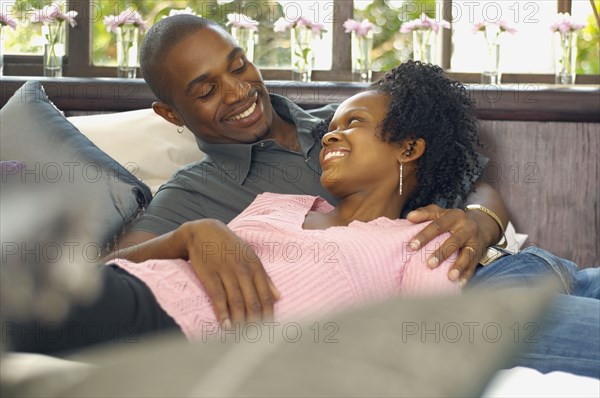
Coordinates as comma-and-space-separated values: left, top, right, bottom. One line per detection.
1, 0, 598, 84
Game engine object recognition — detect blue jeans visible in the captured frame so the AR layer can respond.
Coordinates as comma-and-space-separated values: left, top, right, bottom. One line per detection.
467, 246, 600, 378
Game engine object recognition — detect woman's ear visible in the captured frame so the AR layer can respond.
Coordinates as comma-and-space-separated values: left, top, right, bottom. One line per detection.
397, 138, 426, 163
152, 102, 184, 127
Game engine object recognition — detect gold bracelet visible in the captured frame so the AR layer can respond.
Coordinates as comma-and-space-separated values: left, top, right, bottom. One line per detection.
464, 204, 507, 248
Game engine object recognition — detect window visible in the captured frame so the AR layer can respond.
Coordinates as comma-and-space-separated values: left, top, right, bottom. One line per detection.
451, 0, 558, 74
90, 0, 334, 70
1, 0, 598, 82
2, 0, 67, 56
571, 0, 600, 74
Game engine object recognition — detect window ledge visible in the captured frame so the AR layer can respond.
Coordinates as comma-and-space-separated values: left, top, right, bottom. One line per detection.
1, 76, 598, 123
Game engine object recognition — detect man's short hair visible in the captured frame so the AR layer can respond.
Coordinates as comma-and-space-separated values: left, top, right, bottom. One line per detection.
140, 15, 221, 104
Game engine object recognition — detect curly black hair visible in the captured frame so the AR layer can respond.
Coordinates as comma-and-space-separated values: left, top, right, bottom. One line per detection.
315, 61, 482, 213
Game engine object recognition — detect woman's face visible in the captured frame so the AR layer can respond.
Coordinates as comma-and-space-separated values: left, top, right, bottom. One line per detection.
320, 91, 401, 197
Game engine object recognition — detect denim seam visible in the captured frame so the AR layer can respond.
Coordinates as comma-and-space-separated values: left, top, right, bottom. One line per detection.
519, 247, 573, 295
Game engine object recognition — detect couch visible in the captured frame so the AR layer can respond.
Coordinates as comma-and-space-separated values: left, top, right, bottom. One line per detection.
2, 77, 598, 266
0, 77, 599, 397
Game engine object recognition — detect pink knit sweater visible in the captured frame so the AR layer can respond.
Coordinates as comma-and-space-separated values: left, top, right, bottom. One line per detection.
114, 193, 459, 340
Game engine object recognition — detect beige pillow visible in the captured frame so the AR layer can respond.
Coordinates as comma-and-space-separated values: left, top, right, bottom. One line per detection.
68, 109, 204, 194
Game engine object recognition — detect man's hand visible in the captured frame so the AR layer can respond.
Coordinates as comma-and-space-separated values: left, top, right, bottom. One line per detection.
406, 205, 495, 286
177, 219, 280, 329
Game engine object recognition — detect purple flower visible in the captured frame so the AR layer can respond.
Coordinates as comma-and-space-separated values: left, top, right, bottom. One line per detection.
497, 20, 517, 34
273, 16, 326, 36
103, 10, 149, 33
295, 16, 312, 29
343, 19, 374, 37
400, 13, 450, 34
226, 13, 258, 31
550, 13, 587, 33
0, 11, 18, 30
309, 21, 326, 35
472, 21, 486, 33
472, 20, 517, 35
31, 4, 78, 28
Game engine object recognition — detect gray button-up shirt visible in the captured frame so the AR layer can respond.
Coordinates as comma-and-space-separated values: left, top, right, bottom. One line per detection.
130, 94, 486, 236
130, 94, 339, 235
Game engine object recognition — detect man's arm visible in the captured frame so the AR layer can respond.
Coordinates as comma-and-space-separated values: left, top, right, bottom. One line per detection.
406, 181, 508, 285
111, 230, 158, 255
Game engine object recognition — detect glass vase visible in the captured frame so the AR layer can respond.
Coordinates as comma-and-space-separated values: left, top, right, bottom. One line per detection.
116, 25, 139, 79
291, 27, 314, 82
554, 31, 578, 85
351, 31, 373, 83
0, 33, 4, 77
481, 42, 501, 84
42, 21, 65, 77
231, 27, 255, 62
412, 30, 435, 64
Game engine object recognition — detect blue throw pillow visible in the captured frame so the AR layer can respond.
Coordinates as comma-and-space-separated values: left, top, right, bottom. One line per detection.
0, 81, 152, 249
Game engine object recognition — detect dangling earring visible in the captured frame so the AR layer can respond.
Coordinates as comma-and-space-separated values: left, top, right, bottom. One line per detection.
399, 161, 403, 196
177, 125, 184, 134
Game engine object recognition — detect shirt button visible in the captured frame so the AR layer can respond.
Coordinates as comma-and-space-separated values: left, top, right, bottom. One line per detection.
259, 142, 265, 148
305, 157, 310, 163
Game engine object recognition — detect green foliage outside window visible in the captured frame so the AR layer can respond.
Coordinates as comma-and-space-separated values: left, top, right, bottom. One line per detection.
1, 0, 597, 75
354, 0, 436, 72
577, 0, 599, 74
3, 0, 64, 54
92, 0, 289, 68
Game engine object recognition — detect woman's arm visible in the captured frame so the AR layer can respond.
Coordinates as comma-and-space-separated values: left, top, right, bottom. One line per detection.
405, 181, 508, 285
108, 219, 280, 328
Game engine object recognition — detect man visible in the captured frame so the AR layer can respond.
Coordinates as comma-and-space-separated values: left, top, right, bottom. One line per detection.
114, 15, 510, 326
113, 21, 599, 378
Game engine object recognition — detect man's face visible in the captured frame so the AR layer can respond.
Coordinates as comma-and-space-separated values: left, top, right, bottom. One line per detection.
162, 26, 274, 144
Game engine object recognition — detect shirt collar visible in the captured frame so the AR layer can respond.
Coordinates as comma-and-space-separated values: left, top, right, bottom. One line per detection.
194, 94, 322, 184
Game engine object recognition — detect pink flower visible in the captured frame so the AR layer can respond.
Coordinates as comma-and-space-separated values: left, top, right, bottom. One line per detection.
103, 10, 149, 33
343, 19, 374, 37
31, 4, 77, 28
472, 20, 517, 35
400, 13, 449, 34
295, 16, 312, 29
472, 21, 486, 33
310, 21, 326, 35
273, 16, 326, 36
226, 13, 258, 31
550, 13, 587, 33
0, 11, 18, 30
497, 20, 517, 34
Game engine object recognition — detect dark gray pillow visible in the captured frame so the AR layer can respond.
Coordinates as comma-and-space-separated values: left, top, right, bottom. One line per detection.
0, 80, 152, 250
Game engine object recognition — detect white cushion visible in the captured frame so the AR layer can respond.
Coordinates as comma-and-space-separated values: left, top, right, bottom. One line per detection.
68, 109, 205, 194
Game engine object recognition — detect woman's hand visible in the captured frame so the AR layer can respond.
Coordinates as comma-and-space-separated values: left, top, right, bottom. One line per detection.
108, 219, 279, 328
175, 219, 280, 329
406, 205, 495, 286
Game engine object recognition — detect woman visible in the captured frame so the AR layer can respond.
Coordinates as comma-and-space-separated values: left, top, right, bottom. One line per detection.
8, 62, 479, 352
111, 60, 483, 339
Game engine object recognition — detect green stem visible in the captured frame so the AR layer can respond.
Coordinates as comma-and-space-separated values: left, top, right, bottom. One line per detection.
45, 22, 62, 68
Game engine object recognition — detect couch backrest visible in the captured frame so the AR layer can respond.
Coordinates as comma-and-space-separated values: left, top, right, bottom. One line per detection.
2, 78, 598, 266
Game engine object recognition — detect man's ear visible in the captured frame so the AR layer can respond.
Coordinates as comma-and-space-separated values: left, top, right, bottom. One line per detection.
152, 101, 184, 127
397, 138, 426, 163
